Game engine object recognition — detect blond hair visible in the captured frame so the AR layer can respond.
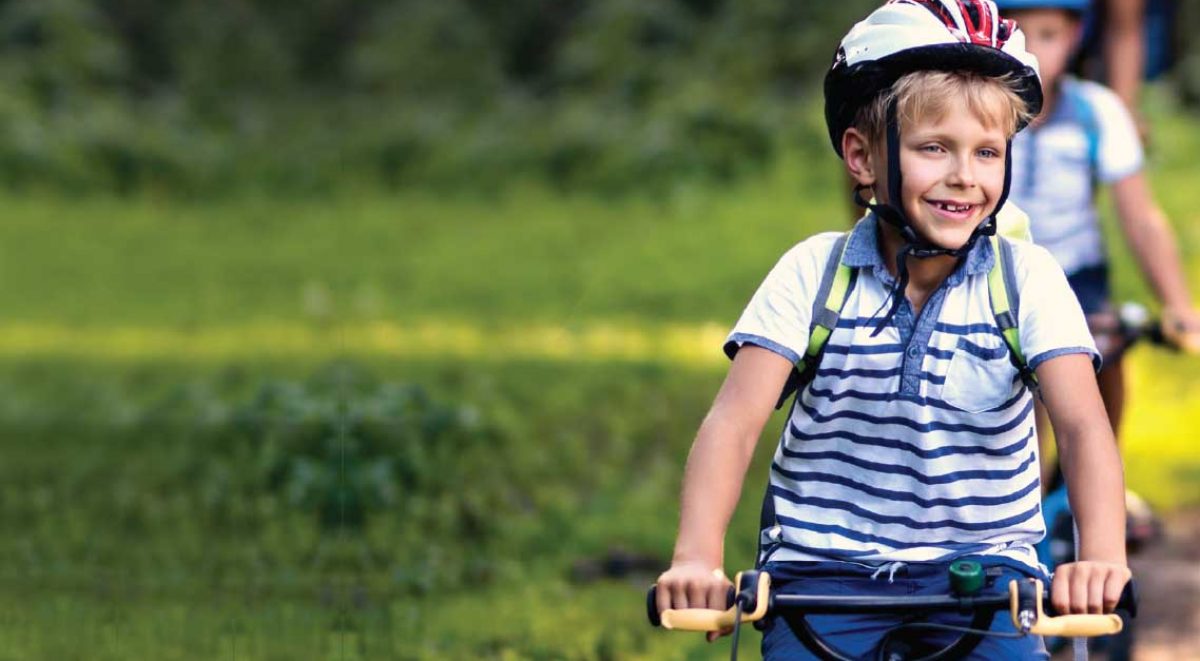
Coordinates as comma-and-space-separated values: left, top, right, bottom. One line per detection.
854, 70, 1033, 147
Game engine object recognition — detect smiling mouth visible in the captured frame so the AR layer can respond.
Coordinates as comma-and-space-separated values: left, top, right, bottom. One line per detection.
927, 200, 979, 219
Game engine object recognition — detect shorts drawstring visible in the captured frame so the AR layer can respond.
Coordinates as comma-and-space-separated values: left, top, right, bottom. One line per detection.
870, 561, 907, 583
758, 525, 784, 568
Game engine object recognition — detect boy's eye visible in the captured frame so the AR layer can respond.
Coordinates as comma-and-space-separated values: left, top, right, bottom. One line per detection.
978, 148, 1002, 159
920, 144, 944, 153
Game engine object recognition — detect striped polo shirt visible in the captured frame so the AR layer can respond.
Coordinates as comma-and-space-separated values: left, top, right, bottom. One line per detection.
725, 216, 1098, 570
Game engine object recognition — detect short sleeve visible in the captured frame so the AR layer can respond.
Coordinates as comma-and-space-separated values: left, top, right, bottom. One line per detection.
1010, 241, 1101, 372
1085, 82, 1144, 183
723, 233, 839, 365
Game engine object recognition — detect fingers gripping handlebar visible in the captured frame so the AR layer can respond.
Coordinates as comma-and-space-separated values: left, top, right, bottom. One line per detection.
646, 571, 770, 630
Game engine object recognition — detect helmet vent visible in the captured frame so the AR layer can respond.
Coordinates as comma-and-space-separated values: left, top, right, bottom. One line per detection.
896, 0, 1018, 48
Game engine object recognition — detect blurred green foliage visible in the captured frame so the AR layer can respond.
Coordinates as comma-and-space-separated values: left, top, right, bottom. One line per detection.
5, 0, 1195, 196
0, 356, 721, 582
0, 0, 871, 194
0, 357, 758, 658
158, 364, 525, 593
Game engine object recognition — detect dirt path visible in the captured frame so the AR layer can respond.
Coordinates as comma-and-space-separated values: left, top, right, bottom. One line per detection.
1127, 508, 1200, 660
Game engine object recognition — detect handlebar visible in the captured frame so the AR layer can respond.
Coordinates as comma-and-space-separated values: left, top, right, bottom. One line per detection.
1088, 302, 1198, 361
647, 570, 1133, 638
1007, 575, 1125, 636
656, 570, 770, 631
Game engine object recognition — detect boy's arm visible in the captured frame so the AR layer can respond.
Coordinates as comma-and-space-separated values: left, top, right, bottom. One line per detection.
1111, 173, 1200, 349
1036, 353, 1131, 614
656, 345, 793, 624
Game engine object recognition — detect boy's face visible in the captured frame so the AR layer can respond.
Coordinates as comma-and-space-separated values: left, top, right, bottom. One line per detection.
1008, 8, 1081, 92
877, 111, 1009, 251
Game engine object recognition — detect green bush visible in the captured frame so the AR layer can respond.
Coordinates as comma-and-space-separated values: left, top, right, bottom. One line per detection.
134, 365, 508, 545
2, 0, 1198, 195
0, 358, 728, 596
0, 0, 870, 194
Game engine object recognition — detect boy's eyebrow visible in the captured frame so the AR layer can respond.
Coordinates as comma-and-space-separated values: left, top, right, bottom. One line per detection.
905, 129, 1006, 147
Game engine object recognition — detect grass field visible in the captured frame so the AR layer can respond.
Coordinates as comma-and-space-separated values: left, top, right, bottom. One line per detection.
1, 96, 1198, 658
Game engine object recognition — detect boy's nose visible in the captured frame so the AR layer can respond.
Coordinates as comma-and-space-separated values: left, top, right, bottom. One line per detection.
946, 157, 976, 187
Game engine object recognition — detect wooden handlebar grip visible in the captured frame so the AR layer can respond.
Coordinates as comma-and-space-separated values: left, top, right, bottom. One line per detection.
660, 607, 738, 632
1029, 613, 1123, 637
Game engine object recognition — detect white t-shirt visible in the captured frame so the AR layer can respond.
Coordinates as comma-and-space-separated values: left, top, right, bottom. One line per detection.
1009, 77, 1144, 276
725, 217, 1098, 569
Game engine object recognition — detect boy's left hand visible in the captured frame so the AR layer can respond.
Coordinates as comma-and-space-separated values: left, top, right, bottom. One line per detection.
1050, 561, 1132, 615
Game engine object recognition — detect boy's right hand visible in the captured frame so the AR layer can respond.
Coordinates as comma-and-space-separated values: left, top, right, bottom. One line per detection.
655, 562, 735, 641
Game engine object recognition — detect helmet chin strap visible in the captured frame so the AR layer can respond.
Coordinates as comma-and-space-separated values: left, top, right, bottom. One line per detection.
854, 99, 1010, 336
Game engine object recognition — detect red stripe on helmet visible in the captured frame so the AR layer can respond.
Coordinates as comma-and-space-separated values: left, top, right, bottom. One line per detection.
961, 0, 996, 46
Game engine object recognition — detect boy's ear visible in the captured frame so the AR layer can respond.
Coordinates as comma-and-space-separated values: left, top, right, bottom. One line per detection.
842, 128, 876, 187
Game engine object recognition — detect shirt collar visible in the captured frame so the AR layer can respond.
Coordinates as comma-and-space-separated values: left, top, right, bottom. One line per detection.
841, 213, 995, 286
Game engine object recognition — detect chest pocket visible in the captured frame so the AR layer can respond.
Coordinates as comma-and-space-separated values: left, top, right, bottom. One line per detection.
941, 337, 1019, 413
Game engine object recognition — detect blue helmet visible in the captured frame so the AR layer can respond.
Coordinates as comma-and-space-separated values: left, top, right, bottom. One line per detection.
993, 0, 1090, 12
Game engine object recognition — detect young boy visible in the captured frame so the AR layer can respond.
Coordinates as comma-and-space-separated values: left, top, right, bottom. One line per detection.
995, 0, 1200, 482
655, 2, 1130, 658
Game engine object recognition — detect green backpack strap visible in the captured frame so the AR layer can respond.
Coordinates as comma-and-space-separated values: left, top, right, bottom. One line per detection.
761, 232, 856, 561
987, 234, 1039, 390
804, 234, 856, 366
773, 233, 857, 409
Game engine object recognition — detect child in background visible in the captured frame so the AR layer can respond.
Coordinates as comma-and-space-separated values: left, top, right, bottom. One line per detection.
655, 2, 1129, 658
996, 0, 1200, 484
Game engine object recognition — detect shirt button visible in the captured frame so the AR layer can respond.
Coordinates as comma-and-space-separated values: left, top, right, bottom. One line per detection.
906, 346, 920, 358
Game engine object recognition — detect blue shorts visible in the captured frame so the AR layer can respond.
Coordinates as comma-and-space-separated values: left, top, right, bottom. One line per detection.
1066, 264, 1111, 316
760, 559, 1050, 660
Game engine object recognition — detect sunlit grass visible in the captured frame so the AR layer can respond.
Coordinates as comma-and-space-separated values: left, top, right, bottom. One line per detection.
0, 320, 728, 365
1121, 350, 1200, 509
2, 316, 1195, 512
